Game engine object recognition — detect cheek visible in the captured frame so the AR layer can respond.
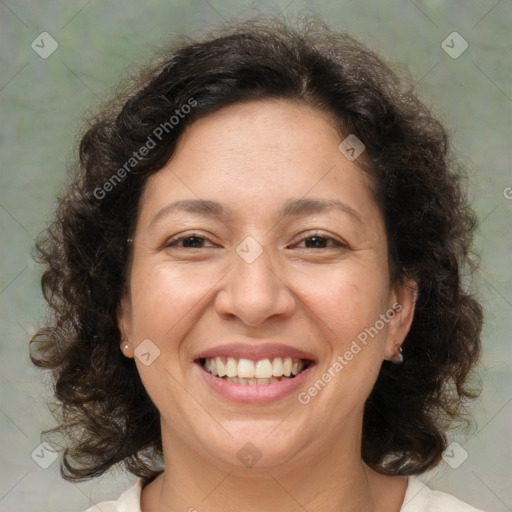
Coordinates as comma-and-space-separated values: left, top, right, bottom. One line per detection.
128, 258, 231, 360
293, 262, 390, 345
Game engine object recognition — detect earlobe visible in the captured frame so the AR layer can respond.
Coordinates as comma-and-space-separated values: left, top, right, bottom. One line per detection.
121, 336, 133, 357
117, 294, 133, 358
384, 278, 418, 361
388, 341, 404, 364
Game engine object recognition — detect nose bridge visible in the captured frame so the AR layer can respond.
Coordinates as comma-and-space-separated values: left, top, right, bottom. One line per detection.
236, 243, 278, 291
215, 239, 295, 326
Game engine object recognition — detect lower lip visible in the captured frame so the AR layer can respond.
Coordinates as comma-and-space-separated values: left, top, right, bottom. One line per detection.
196, 362, 315, 404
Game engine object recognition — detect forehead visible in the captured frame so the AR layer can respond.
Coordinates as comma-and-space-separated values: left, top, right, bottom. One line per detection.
138, 99, 381, 230
176, 99, 343, 158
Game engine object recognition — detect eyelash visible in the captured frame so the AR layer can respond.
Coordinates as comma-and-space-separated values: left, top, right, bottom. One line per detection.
164, 231, 346, 250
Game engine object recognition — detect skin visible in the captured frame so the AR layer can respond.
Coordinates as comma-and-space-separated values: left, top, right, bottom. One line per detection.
118, 99, 417, 512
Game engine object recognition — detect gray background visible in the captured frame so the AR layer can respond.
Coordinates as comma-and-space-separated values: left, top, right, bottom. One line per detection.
1, 1, 510, 511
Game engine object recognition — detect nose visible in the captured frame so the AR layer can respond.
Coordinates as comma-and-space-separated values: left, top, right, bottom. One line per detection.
214, 246, 296, 327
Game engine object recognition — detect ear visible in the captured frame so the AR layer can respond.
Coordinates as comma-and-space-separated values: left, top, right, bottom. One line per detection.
384, 277, 418, 360
117, 292, 134, 358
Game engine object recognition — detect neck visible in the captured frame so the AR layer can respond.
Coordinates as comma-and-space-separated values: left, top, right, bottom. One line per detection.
142, 420, 406, 512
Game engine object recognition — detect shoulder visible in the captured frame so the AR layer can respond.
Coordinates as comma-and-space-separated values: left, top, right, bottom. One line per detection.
81, 479, 143, 512
401, 477, 485, 512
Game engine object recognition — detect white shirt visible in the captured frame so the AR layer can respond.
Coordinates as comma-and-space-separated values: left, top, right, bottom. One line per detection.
82, 477, 485, 511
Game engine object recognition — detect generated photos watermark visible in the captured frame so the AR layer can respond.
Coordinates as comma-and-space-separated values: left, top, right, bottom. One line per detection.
338, 134, 365, 161
31, 31, 59, 59
237, 442, 263, 468
441, 31, 468, 59
93, 97, 197, 200
134, 338, 161, 366
31, 441, 58, 469
297, 301, 402, 405
442, 441, 469, 469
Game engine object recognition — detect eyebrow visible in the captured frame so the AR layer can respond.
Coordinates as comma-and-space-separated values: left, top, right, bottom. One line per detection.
149, 199, 225, 227
149, 197, 363, 227
278, 198, 363, 224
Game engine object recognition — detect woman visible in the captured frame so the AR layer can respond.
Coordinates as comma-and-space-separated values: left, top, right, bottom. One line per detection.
30, 18, 484, 512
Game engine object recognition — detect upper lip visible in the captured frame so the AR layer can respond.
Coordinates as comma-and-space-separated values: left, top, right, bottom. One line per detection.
194, 343, 316, 362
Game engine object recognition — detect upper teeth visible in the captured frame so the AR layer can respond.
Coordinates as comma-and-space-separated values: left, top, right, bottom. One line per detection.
203, 357, 306, 379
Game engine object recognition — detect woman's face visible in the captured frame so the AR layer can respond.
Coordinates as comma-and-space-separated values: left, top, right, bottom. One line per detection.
118, 99, 415, 471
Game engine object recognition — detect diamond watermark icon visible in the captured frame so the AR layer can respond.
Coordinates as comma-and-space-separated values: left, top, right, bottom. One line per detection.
31, 442, 58, 469
441, 32, 468, 59
236, 236, 263, 264
31, 32, 59, 59
237, 442, 262, 468
134, 338, 161, 366
338, 134, 365, 161
442, 441, 469, 469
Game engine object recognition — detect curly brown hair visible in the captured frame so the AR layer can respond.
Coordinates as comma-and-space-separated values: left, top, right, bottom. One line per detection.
30, 18, 483, 482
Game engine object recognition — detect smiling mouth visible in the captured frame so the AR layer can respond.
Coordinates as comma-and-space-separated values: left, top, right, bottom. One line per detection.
199, 356, 311, 385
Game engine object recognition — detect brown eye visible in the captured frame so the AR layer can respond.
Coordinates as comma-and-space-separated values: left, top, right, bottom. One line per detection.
165, 232, 217, 249
303, 236, 330, 248
292, 232, 346, 249
177, 236, 206, 248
